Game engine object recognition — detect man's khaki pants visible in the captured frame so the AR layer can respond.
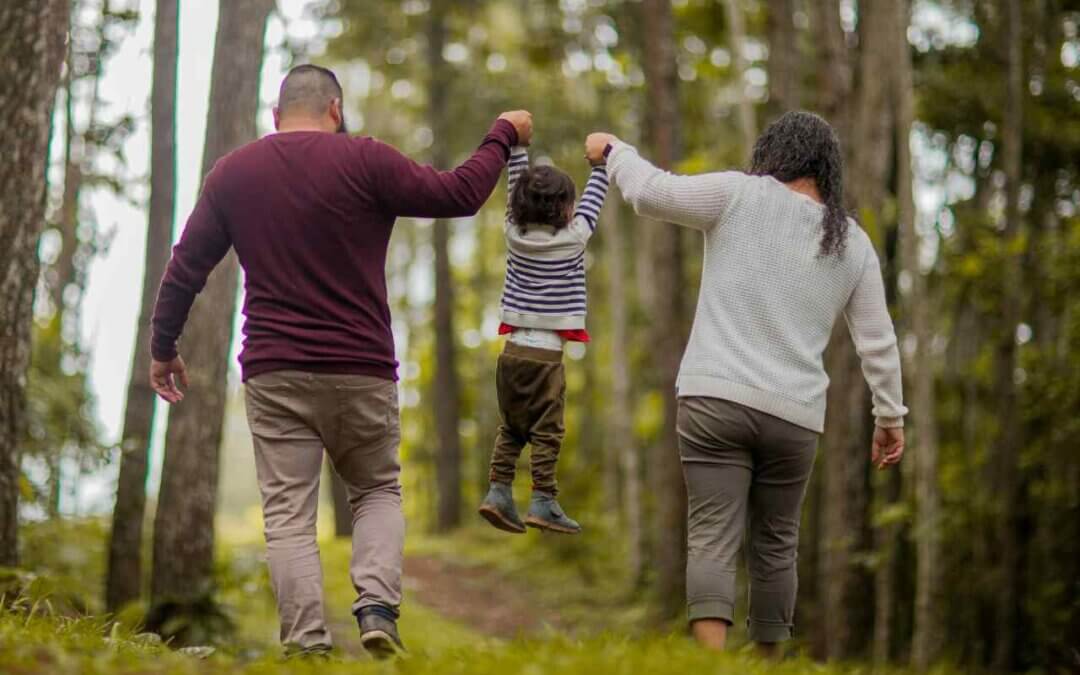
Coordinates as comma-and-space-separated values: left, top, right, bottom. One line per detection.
244, 370, 403, 651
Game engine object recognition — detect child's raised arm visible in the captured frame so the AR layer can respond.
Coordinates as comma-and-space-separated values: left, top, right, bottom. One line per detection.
506, 146, 529, 223
571, 164, 609, 237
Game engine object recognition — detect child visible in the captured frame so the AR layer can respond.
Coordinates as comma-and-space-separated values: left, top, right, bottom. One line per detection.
477, 143, 609, 535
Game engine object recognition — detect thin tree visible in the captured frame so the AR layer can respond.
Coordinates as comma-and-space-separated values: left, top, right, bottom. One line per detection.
641, 0, 688, 623
428, 0, 464, 531
723, 0, 757, 156
0, 0, 69, 566
106, 0, 179, 612
994, 0, 1025, 668
604, 198, 643, 584
150, 0, 274, 606
766, 0, 801, 116
893, 0, 942, 667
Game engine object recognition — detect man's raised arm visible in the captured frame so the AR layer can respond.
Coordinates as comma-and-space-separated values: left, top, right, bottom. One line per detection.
373, 111, 532, 219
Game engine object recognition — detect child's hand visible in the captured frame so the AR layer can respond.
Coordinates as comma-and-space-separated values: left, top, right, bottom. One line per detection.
499, 110, 533, 146
585, 132, 617, 166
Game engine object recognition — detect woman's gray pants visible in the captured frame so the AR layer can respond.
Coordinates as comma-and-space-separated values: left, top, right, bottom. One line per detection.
678, 396, 818, 643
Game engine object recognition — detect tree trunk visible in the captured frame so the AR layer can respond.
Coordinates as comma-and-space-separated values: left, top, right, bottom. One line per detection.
427, 0, 463, 532
150, 0, 273, 604
819, 0, 896, 659
766, 0, 801, 117
0, 0, 69, 567
993, 0, 1025, 669
106, 0, 179, 612
604, 197, 642, 583
723, 0, 757, 157
891, 0, 942, 667
641, 0, 687, 623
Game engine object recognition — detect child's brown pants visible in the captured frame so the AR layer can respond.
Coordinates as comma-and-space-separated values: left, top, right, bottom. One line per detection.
489, 342, 566, 494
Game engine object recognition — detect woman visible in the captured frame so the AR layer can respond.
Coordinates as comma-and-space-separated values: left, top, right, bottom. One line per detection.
584, 112, 907, 655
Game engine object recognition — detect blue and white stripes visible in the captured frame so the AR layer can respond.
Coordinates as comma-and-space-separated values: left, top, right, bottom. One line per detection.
499, 147, 609, 330
574, 167, 609, 231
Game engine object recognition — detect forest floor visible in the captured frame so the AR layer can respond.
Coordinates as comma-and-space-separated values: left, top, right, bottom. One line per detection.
0, 519, 957, 674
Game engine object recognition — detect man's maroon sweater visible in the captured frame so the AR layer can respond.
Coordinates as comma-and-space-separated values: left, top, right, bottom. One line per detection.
150, 119, 518, 381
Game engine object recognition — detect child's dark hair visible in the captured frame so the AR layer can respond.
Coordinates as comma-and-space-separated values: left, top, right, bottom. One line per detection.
749, 111, 850, 257
510, 166, 576, 232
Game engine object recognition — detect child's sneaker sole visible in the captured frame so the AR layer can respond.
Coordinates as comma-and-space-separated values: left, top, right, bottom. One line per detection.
525, 515, 581, 534
360, 631, 405, 660
478, 504, 526, 534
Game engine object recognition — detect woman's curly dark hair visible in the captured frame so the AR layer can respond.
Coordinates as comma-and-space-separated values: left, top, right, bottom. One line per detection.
749, 111, 849, 257
510, 165, 576, 232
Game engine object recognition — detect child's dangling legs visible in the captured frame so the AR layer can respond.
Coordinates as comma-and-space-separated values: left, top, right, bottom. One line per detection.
479, 342, 580, 534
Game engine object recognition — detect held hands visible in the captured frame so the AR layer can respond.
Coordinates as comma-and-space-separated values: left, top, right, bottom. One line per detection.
871, 425, 905, 470
498, 110, 533, 146
585, 132, 618, 166
150, 356, 189, 404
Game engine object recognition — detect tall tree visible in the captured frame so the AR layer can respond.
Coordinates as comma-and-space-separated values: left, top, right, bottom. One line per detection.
0, 0, 69, 566
150, 0, 273, 605
106, 0, 179, 612
640, 0, 688, 623
894, 0, 942, 667
723, 0, 757, 157
428, 0, 464, 531
993, 0, 1025, 668
766, 0, 801, 116
604, 198, 642, 582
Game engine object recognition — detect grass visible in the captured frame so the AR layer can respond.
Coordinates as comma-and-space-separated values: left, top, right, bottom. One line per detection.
0, 518, 965, 674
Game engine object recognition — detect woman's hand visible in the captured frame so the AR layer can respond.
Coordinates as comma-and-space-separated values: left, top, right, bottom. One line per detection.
871, 425, 905, 469
585, 132, 617, 166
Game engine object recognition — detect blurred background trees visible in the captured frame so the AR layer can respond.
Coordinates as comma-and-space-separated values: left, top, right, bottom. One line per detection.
0, 0, 1077, 670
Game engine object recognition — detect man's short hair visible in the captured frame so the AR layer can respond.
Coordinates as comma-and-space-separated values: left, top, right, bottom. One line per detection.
277, 64, 343, 119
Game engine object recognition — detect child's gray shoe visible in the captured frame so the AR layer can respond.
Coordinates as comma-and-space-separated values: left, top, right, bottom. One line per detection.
525, 491, 581, 534
356, 608, 405, 660
478, 482, 526, 534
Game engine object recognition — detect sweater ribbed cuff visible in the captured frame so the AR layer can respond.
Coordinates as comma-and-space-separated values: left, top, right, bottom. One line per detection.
875, 416, 905, 429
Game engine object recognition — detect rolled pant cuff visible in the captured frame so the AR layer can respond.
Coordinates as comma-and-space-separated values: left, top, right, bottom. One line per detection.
747, 618, 793, 643
687, 598, 735, 624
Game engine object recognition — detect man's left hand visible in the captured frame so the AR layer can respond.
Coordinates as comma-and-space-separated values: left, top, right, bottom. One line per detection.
151, 356, 189, 404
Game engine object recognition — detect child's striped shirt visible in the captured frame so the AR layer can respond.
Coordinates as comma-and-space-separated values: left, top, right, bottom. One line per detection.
499, 147, 609, 331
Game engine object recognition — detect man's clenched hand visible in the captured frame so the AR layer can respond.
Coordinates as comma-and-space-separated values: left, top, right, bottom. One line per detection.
150, 356, 189, 404
498, 110, 533, 146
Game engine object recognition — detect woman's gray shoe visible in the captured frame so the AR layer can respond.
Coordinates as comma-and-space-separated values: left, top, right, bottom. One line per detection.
357, 611, 405, 660
525, 491, 582, 534
478, 482, 527, 533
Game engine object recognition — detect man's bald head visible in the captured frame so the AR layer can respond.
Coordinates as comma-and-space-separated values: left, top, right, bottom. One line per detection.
274, 64, 345, 131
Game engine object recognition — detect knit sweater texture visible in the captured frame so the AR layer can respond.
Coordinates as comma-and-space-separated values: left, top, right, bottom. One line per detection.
607, 141, 907, 432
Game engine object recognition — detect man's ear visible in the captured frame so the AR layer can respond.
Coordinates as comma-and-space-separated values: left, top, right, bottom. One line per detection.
272, 106, 281, 131
331, 98, 345, 132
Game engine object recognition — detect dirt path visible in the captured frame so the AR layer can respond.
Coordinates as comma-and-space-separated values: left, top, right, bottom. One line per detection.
402, 554, 567, 639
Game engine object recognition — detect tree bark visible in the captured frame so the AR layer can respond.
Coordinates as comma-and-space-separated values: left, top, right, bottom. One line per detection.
766, 0, 801, 116
891, 0, 942, 667
0, 0, 69, 567
993, 0, 1025, 669
604, 197, 642, 583
150, 0, 273, 603
427, 0, 463, 532
106, 0, 178, 612
641, 0, 688, 623
819, 0, 895, 660
723, 0, 757, 157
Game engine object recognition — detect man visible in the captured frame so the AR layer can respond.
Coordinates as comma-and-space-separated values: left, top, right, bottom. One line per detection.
149, 64, 532, 658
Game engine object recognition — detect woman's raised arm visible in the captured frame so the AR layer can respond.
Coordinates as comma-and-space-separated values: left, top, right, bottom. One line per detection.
585, 132, 746, 232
